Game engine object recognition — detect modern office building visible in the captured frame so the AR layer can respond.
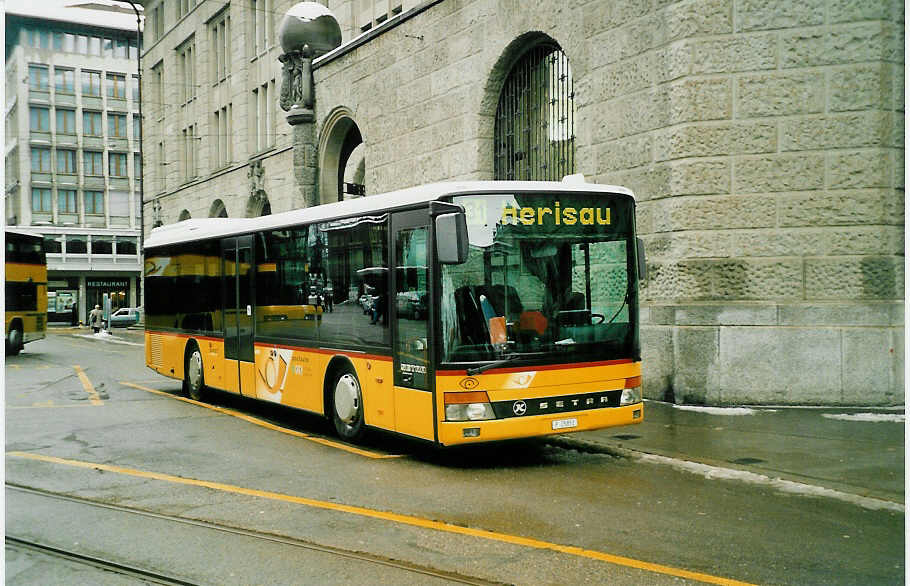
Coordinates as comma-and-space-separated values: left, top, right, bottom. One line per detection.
140, 0, 903, 405
5, 5, 143, 324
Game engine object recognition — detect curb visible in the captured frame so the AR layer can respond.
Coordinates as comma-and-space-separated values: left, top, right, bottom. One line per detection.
546, 434, 904, 513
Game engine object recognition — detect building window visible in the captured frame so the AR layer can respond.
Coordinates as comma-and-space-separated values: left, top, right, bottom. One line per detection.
57, 109, 76, 134
109, 152, 128, 177
92, 235, 114, 254
84, 150, 104, 176
151, 61, 164, 118
251, 82, 274, 152
213, 104, 232, 167
26, 29, 50, 49
177, 38, 196, 103
131, 75, 140, 102
31, 188, 52, 212
355, 0, 406, 33
107, 73, 127, 99
57, 149, 77, 174
132, 115, 141, 141
109, 190, 129, 217
31, 147, 51, 172
58, 189, 78, 213
115, 38, 129, 59
83, 111, 103, 136
157, 140, 165, 192
108, 113, 128, 138
494, 44, 576, 181
89, 36, 102, 56
150, 4, 164, 42
211, 9, 231, 82
82, 70, 102, 96
250, 0, 272, 56
54, 68, 75, 93
134, 153, 142, 179
84, 190, 104, 215
67, 234, 88, 253
30, 107, 50, 131
181, 125, 197, 179
28, 65, 49, 91
116, 236, 138, 255
177, 0, 197, 20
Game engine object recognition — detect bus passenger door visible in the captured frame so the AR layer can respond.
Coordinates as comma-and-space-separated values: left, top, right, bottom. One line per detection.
222, 235, 255, 396
391, 211, 434, 441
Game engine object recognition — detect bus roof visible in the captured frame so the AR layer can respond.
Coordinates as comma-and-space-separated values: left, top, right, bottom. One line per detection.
5, 228, 43, 240
144, 180, 636, 249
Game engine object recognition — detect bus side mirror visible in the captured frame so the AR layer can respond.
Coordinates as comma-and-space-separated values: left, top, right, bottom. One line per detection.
636, 238, 647, 281
436, 212, 469, 264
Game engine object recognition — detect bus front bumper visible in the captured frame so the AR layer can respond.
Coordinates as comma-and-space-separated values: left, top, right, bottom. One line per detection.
437, 402, 643, 446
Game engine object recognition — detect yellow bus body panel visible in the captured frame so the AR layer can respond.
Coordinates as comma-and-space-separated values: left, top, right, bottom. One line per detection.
147, 331, 642, 446
435, 360, 643, 446
393, 386, 435, 441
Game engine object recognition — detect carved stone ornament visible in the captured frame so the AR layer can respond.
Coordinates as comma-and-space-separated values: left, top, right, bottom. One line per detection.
279, 45, 314, 112
248, 159, 265, 198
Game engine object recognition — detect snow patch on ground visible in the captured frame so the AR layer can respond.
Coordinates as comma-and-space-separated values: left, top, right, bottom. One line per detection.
636, 453, 904, 513
77, 333, 144, 346
671, 405, 771, 416
822, 413, 905, 423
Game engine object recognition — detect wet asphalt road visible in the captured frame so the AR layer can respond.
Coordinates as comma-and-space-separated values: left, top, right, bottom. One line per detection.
5, 330, 904, 585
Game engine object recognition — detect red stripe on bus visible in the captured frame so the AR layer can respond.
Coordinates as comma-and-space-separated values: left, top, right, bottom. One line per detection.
437, 358, 635, 376
144, 331, 224, 343
254, 343, 392, 363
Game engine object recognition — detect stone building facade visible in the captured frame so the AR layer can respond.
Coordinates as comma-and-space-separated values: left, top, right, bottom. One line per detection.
141, 0, 904, 405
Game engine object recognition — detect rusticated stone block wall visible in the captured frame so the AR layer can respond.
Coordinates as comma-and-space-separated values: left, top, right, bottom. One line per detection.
312, 0, 903, 404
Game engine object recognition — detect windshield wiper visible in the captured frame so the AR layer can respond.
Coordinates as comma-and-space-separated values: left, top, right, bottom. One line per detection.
466, 352, 547, 376
605, 279, 634, 325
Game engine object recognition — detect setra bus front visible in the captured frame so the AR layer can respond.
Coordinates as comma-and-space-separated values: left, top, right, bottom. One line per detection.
431, 188, 645, 445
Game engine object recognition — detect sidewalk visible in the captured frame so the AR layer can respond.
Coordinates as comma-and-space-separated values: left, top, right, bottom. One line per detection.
557, 400, 905, 509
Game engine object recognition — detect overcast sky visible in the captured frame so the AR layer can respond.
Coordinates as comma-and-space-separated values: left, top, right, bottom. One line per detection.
4, 0, 143, 32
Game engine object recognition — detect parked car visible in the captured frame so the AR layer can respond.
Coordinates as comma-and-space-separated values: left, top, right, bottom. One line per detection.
109, 307, 141, 327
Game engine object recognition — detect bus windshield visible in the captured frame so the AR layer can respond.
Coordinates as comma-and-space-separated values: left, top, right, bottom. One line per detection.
439, 192, 638, 366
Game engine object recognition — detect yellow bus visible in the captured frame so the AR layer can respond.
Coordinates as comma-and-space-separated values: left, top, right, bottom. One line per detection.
5, 229, 47, 355
144, 180, 646, 446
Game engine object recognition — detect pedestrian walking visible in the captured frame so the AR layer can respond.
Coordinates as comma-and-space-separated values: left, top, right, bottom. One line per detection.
89, 304, 104, 333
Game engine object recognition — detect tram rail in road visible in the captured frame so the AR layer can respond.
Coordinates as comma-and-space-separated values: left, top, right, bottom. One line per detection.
6, 483, 503, 586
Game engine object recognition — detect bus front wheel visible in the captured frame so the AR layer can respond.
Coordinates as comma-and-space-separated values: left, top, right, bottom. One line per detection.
184, 344, 206, 401
6, 324, 22, 356
332, 368, 364, 441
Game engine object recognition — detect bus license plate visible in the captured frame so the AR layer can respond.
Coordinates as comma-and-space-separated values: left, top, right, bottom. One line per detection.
551, 418, 578, 430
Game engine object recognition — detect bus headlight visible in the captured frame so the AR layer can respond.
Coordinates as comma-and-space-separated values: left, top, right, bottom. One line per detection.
621, 387, 642, 406
444, 391, 495, 421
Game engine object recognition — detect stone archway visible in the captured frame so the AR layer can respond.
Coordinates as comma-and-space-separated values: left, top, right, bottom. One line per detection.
247, 192, 272, 216
318, 107, 364, 204
209, 199, 228, 218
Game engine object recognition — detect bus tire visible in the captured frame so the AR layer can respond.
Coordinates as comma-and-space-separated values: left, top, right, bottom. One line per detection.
331, 367, 364, 441
6, 322, 23, 356
184, 343, 206, 401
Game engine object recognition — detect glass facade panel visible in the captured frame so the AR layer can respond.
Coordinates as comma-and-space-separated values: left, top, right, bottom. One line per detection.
66, 234, 88, 254
92, 235, 114, 254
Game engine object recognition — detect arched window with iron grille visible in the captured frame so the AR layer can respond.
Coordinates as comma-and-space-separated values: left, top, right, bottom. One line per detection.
494, 44, 576, 181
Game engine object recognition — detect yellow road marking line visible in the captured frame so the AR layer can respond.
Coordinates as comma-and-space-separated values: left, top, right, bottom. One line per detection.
7, 451, 755, 586
7, 365, 20, 369
73, 366, 103, 405
119, 381, 402, 460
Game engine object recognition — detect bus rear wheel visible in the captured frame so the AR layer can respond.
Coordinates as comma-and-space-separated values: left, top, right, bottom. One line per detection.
184, 344, 206, 401
332, 368, 364, 441
6, 324, 22, 356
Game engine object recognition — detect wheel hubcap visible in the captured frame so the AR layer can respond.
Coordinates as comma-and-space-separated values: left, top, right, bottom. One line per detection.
334, 374, 360, 424
188, 351, 203, 389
